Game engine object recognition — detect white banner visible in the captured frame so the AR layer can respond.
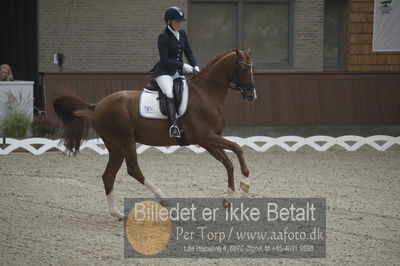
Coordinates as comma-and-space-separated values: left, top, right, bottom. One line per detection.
373, 0, 400, 51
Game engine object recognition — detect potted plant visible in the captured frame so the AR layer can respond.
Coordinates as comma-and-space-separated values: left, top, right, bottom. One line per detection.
31, 114, 60, 138
0, 90, 32, 137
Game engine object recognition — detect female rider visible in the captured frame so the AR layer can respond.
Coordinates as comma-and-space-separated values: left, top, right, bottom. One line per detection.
152, 6, 199, 138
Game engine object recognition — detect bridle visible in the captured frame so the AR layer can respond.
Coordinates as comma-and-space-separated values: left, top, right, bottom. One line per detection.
231, 60, 255, 92
193, 58, 255, 93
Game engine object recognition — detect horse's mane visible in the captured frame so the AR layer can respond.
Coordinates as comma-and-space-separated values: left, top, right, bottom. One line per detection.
201, 48, 236, 71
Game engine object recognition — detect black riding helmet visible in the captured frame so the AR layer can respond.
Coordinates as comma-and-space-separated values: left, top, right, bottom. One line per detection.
164, 6, 186, 22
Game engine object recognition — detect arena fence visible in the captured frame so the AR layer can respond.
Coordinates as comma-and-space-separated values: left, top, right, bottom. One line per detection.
0, 136, 399, 155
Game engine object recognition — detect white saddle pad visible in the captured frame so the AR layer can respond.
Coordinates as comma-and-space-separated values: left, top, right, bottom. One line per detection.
138, 78, 189, 120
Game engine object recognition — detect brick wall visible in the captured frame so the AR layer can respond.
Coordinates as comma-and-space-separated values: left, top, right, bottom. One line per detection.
347, 0, 400, 71
38, 0, 186, 72
38, 0, 329, 73
293, 0, 324, 71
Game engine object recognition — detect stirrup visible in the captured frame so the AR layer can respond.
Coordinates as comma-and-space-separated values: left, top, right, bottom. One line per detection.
169, 125, 181, 138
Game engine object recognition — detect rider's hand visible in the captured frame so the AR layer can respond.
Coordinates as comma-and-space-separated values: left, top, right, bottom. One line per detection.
193, 66, 200, 75
183, 63, 194, 74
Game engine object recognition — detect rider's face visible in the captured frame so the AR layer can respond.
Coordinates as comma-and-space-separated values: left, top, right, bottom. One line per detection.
170, 20, 182, 31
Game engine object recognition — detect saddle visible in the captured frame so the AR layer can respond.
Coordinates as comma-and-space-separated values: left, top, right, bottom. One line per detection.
144, 77, 185, 116
139, 77, 189, 119
139, 77, 190, 146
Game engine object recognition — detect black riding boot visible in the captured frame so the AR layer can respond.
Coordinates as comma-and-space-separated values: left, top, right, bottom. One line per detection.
165, 97, 181, 138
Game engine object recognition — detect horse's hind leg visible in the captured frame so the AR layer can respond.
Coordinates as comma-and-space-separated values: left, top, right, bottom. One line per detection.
203, 146, 235, 195
121, 138, 167, 199
102, 141, 125, 220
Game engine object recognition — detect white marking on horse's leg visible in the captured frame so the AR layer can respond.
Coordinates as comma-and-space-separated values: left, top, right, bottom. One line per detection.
106, 190, 124, 221
144, 180, 167, 198
227, 187, 235, 196
240, 177, 250, 193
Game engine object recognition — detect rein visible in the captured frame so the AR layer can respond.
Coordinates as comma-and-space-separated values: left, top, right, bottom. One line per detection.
193, 60, 255, 93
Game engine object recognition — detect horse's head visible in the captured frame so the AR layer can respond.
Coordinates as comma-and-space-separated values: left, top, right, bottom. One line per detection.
231, 48, 257, 102
195, 48, 257, 102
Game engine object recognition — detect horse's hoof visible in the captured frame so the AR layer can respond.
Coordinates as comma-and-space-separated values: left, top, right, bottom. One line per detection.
240, 180, 250, 193
223, 199, 232, 209
111, 212, 125, 221
160, 199, 170, 207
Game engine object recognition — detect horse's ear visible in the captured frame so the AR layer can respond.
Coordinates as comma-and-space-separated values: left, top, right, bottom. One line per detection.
246, 47, 252, 55
235, 48, 242, 58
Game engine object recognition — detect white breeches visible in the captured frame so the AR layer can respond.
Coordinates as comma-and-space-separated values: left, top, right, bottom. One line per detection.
155, 71, 183, 98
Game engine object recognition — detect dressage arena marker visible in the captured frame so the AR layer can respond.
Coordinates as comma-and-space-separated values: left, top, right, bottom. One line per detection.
0, 135, 399, 155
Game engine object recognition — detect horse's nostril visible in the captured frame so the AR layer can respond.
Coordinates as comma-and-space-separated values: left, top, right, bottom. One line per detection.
247, 95, 254, 101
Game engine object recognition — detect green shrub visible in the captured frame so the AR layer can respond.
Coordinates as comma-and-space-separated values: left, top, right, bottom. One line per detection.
1, 112, 31, 137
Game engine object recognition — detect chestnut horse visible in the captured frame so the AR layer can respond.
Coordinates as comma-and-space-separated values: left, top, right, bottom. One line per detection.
53, 48, 257, 220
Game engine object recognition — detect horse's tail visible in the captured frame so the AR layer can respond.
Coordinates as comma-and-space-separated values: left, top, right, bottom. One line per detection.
53, 90, 96, 155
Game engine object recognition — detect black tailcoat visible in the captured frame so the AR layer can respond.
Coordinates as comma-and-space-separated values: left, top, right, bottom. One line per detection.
151, 27, 197, 78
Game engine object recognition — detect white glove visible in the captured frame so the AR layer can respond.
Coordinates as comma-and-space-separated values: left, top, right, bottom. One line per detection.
183, 63, 194, 73
194, 66, 200, 74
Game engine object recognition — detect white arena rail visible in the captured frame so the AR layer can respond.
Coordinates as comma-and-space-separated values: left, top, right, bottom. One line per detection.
0, 136, 399, 155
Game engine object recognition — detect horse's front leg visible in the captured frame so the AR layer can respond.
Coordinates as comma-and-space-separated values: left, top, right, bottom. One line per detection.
202, 146, 235, 194
202, 135, 250, 193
